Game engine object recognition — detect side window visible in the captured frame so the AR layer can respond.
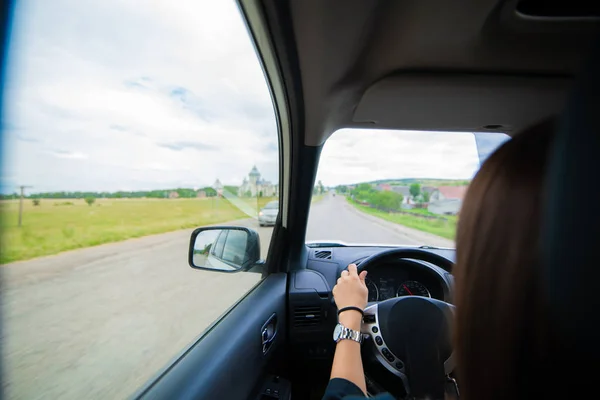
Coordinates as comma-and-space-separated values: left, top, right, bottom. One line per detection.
212, 230, 228, 258
1, 1, 278, 399
222, 230, 248, 264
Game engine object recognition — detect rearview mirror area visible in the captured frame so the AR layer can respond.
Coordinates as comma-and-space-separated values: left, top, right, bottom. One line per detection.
188, 227, 261, 273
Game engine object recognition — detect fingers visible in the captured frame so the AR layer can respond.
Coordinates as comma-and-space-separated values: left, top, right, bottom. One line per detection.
338, 264, 363, 284
359, 270, 368, 282
347, 263, 358, 277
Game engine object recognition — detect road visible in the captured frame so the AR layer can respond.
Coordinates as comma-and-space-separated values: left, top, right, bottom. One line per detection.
1, 194, 452, 399
306, 195, 453, 247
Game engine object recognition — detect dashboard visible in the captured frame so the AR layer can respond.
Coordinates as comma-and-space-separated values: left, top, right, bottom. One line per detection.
363, 260, 445, 301
288, 245, 455, 362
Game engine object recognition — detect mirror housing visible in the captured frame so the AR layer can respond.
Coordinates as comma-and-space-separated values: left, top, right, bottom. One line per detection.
188, 226, 261, 273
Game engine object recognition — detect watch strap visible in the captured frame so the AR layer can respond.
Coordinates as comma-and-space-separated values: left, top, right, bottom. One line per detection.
335, 323, 363, 344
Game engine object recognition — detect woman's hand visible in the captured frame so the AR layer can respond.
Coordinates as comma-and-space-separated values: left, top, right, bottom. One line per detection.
333, 264, 368, 311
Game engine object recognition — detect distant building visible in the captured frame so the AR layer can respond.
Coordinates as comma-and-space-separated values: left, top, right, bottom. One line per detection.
375, 183, 392, 192
428, 186, 469, 215
196, 190, 206, 198
168, 191, 179, 199
238, 166, 277, 197
391, 186, 410, 197
390, 186, 413, 206
429, 186, 468, 202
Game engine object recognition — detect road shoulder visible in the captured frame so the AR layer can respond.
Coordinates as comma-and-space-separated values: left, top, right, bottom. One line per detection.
342, 199, 455, 248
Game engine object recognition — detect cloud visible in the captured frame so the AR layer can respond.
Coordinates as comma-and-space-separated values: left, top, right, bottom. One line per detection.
47, 149, 88, 159
16, 134, 39, 143
315, 129, 508, 186
2, 0, 278, 193
109, 124, 127, 132
168, 86, 214, 121
1, 0, 509, 195
123, 77, 152, 90
109, 124, 146, 137
157, 141, 218, 152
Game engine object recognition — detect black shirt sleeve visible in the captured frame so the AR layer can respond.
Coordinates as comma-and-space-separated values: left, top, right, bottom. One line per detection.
321, 378, 396, 400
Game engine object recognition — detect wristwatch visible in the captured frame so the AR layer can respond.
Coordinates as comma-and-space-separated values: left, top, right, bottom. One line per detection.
333, 323, 363, 344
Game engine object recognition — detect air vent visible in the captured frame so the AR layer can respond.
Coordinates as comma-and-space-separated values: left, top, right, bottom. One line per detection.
293, 306, 321, 327
314, 250, 332, 259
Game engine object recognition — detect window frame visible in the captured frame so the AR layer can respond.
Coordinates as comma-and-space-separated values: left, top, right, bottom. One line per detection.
211, 231, 228, 259
221, 230, 248, 264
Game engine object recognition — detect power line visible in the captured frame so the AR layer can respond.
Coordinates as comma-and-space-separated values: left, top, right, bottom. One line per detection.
18, 185, 32, 227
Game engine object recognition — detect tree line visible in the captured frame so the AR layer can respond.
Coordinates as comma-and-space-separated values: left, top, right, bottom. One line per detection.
349, 183, 404, 212
0, 186, 241, 200
340, 182, 431, 212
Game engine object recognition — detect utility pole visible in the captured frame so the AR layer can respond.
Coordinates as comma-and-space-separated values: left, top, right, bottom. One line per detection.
18, 185, 32, 227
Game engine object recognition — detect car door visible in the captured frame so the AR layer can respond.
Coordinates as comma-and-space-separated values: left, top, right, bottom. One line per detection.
134, 271, 288, 400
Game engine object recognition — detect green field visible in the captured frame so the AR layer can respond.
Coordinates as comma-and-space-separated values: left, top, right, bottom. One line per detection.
239, 196, 277, 210
347, 198, 457, 240
1, 194, 333, 264
0, 198, 249, 264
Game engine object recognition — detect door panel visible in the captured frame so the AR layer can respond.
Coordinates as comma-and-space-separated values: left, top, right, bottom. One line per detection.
135, 273, 287, 400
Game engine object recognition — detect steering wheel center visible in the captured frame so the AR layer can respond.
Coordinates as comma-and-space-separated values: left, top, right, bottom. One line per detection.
362, 296, 454, 398
378, 296, 452, 362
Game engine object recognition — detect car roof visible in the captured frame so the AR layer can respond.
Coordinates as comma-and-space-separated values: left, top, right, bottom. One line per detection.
247, 0, 599, 145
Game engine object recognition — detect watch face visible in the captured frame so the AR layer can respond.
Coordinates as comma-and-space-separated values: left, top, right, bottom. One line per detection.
333, 324, 342, 341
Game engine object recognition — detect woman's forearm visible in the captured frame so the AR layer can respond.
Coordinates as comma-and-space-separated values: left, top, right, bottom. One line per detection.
330, 310, 367, 395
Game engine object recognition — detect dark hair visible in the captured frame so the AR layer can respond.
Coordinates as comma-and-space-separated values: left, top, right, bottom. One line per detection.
453, 119, 555, 400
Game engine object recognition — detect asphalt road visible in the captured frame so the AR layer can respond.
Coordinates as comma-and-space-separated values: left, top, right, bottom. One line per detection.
1, 194, 452, 399
306, 195, 453, 247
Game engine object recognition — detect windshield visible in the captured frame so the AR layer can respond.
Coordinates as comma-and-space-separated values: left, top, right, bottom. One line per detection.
306, 128, 509, 247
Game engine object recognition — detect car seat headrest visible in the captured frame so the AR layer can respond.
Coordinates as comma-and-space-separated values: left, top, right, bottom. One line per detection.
542, 35, 600, 362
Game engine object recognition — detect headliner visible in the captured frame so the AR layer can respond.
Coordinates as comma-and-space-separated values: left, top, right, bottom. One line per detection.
265, 0, 600, 145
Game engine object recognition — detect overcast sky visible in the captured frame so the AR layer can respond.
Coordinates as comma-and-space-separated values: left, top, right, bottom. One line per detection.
1, 0, 509, 194
321, 130, 471, 186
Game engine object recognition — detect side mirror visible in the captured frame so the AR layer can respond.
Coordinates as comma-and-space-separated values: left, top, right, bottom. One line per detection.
188, 226, 261, 273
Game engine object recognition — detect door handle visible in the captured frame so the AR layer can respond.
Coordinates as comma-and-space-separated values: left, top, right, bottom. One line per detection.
261, 313, 278, 355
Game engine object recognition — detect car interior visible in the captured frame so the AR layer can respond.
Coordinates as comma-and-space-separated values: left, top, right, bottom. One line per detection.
1, 0, 598, 399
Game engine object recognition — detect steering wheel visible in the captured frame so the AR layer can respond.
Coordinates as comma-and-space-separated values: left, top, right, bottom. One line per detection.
356, 249, 455, 399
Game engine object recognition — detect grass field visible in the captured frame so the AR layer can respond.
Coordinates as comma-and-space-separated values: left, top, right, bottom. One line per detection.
1, 194, 332, 264
0, 198, 249, 264
347, 198, 457, 240
238, 196, 277, 211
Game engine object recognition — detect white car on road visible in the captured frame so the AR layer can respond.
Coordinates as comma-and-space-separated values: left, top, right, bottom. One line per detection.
258, 200, 279, 226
